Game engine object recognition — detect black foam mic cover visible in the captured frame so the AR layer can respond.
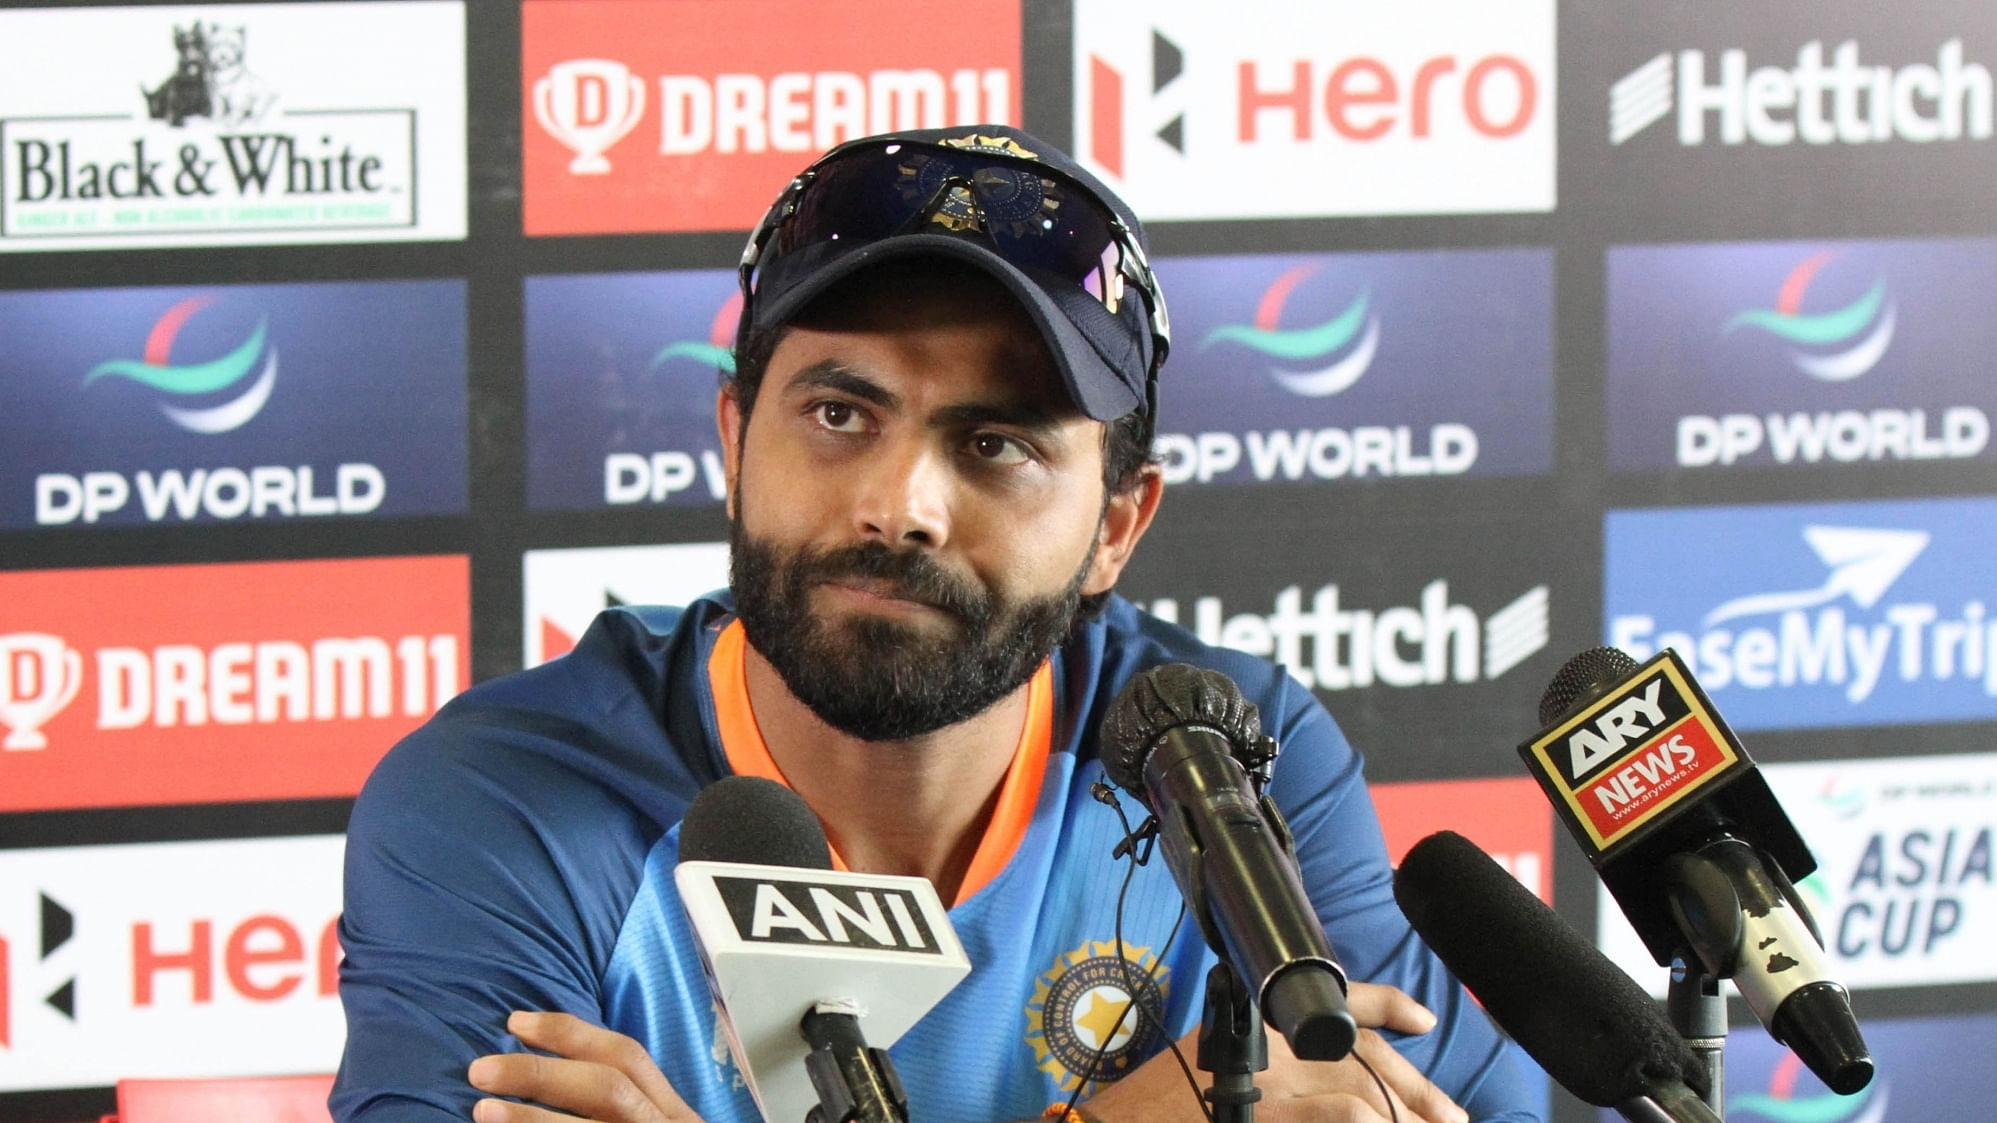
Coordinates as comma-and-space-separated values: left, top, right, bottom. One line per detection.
1394, 831, 1709, 1108
678, 774, 834, 870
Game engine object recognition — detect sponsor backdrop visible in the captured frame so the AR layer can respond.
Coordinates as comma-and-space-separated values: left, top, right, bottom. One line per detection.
0, 0, 1992, 1120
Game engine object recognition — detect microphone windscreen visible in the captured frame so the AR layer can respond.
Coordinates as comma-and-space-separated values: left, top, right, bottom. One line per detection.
1098, 663, 1262, 790
1393, 831, 1707, 1107
677, 775, 833, 870
1537, 645, 1640, 726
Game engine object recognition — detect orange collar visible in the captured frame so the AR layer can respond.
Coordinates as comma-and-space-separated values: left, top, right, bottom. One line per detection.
705, 618, 1051, 905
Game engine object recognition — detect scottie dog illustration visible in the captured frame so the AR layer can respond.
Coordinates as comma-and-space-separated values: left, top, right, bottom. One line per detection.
142, 24, 211, 126
205, 25, 274, 124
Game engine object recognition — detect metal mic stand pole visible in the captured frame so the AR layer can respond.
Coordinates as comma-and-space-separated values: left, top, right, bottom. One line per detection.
1197, 961, 1266, 1123
1666, 950, 1726, 1119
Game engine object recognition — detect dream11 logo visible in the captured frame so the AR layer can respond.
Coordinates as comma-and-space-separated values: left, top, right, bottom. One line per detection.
520, 0, 1022, 235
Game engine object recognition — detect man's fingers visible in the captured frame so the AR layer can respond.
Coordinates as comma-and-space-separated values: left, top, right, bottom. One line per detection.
503, 1011, 694, 1118
471, 1096, 583, 1123
1349, 1030, 1467, 1123
1344, 982, 1439, 1036
469, 1052, 644, 1121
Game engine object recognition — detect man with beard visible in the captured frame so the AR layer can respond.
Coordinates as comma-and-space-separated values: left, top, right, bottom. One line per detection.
333, 127, 1538, 1123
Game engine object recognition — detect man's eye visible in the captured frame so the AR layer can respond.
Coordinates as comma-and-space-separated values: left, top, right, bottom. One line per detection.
815, 401, 865, 432
969, 433, 1029, 465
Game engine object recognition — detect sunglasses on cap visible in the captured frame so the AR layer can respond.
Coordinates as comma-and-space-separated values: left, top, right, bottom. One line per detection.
736, 133, 1172, 392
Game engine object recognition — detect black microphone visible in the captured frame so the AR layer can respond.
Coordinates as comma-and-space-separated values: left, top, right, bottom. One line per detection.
1099, 663, 1357, 1061
678, 776, 914, 1123
1522, 646, 1872, 1096
1394, 831, 1722, 1123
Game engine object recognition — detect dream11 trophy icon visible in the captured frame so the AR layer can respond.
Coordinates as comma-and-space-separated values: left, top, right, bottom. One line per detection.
534, 58, 646, 174
0, 633, 82, 750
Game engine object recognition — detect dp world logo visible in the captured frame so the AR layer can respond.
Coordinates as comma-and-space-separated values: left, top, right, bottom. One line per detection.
1725, 252, 1895, 383
652, 291, 742, 375
86, 296, 277, 434
1202, 265, 1379, 397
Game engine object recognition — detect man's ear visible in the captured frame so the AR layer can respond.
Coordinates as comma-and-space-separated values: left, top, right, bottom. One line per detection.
716, 386, 743, 521
1081, 464, 1164, 597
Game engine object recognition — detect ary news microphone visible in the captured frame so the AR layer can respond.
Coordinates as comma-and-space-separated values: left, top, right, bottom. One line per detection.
1395, 831, 1722, 1123
1519, 646, 1872, 1096
674, 776, 972, 1123
1100, 663, 1358, 1061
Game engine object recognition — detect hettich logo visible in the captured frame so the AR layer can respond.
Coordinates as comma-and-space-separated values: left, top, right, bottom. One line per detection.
1611, 38, 1993, 148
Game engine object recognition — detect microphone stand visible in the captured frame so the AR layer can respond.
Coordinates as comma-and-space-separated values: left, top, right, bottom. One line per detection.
1197, 961, 1266, 1123
1666, 951, 1727, 1120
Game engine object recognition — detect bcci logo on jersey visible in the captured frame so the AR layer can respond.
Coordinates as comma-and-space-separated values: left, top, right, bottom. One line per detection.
1024, 941, 1170, 1094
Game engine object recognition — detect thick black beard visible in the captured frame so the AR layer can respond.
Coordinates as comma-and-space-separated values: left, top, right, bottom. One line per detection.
729, 522, 1090, 742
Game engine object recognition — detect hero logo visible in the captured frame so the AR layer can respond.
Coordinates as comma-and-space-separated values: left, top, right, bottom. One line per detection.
1157, 265, 1478, 484
0, 894, 78, 1049
1611, 39, 1992, 147
1149, 581, 1548, 690
1613, 525, 1996, 705
1088, 30, 1537, 176
0, 630, 457, 749
1678, 253, 1988, 469
604, 291, 739, 506
34, 295, 383, 526
532, 57, 1010, 169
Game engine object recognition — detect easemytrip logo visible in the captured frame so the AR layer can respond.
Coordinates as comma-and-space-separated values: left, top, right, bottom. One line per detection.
1596, 753, 1997, 996
526, 271, 740, 513
1152, 250, 1552, 487
521, 542, 730, 667
1610, 38, 1991, 148
1606, 239, 1997, 472
0, 280, 467, 530
1605, 497, 1997, 731
522, 0, 1020, 235
0, 836, 345, 1092
0, 2, 466, 252
1073, 0, 1554, 220
1147, 579, 1548, 692
0, 557, 467, 814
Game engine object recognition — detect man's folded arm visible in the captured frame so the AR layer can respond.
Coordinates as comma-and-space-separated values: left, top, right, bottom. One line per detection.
332, 711, 665, 1122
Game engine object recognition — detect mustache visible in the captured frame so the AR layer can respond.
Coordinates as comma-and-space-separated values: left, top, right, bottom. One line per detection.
792, 543, 991, 626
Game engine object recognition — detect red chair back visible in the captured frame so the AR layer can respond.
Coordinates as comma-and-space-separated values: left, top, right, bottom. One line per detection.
106, 1074, 335, 1123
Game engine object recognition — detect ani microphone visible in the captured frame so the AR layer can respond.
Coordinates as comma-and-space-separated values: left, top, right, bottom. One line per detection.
674, 776, 972, 1123
1394, 831, 1722, 1123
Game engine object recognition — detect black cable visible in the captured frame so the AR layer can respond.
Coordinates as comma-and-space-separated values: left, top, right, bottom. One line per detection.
1064, 782, 1210, 1123
1352, 1049, 1400, 1123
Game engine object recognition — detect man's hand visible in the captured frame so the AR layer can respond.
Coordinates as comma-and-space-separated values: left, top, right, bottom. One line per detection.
467, 1011, 705, 1123
1081, 982, 1469, 1123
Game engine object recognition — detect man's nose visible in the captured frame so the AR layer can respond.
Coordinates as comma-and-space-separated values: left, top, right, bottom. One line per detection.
851, 439, 951, 549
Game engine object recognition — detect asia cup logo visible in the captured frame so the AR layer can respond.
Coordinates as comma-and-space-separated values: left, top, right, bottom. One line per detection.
1202, 265, 1380, 397
85, 296, 278, 435
1725, 252, 1897, 383
1733, 1052, 1888, 1123
534, 59, 646, 175
1024, 941, 1170, 1094
0, 634, 82, 751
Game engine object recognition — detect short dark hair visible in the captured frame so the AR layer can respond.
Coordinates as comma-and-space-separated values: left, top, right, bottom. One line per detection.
727, 264, 1158, 620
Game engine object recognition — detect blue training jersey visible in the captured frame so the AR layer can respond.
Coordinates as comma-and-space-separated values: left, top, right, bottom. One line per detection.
333, 594, 1542, 1122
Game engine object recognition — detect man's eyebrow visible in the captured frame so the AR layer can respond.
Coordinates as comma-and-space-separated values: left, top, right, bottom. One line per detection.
934, 399, 1065, 439
783, 361, 899, 410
